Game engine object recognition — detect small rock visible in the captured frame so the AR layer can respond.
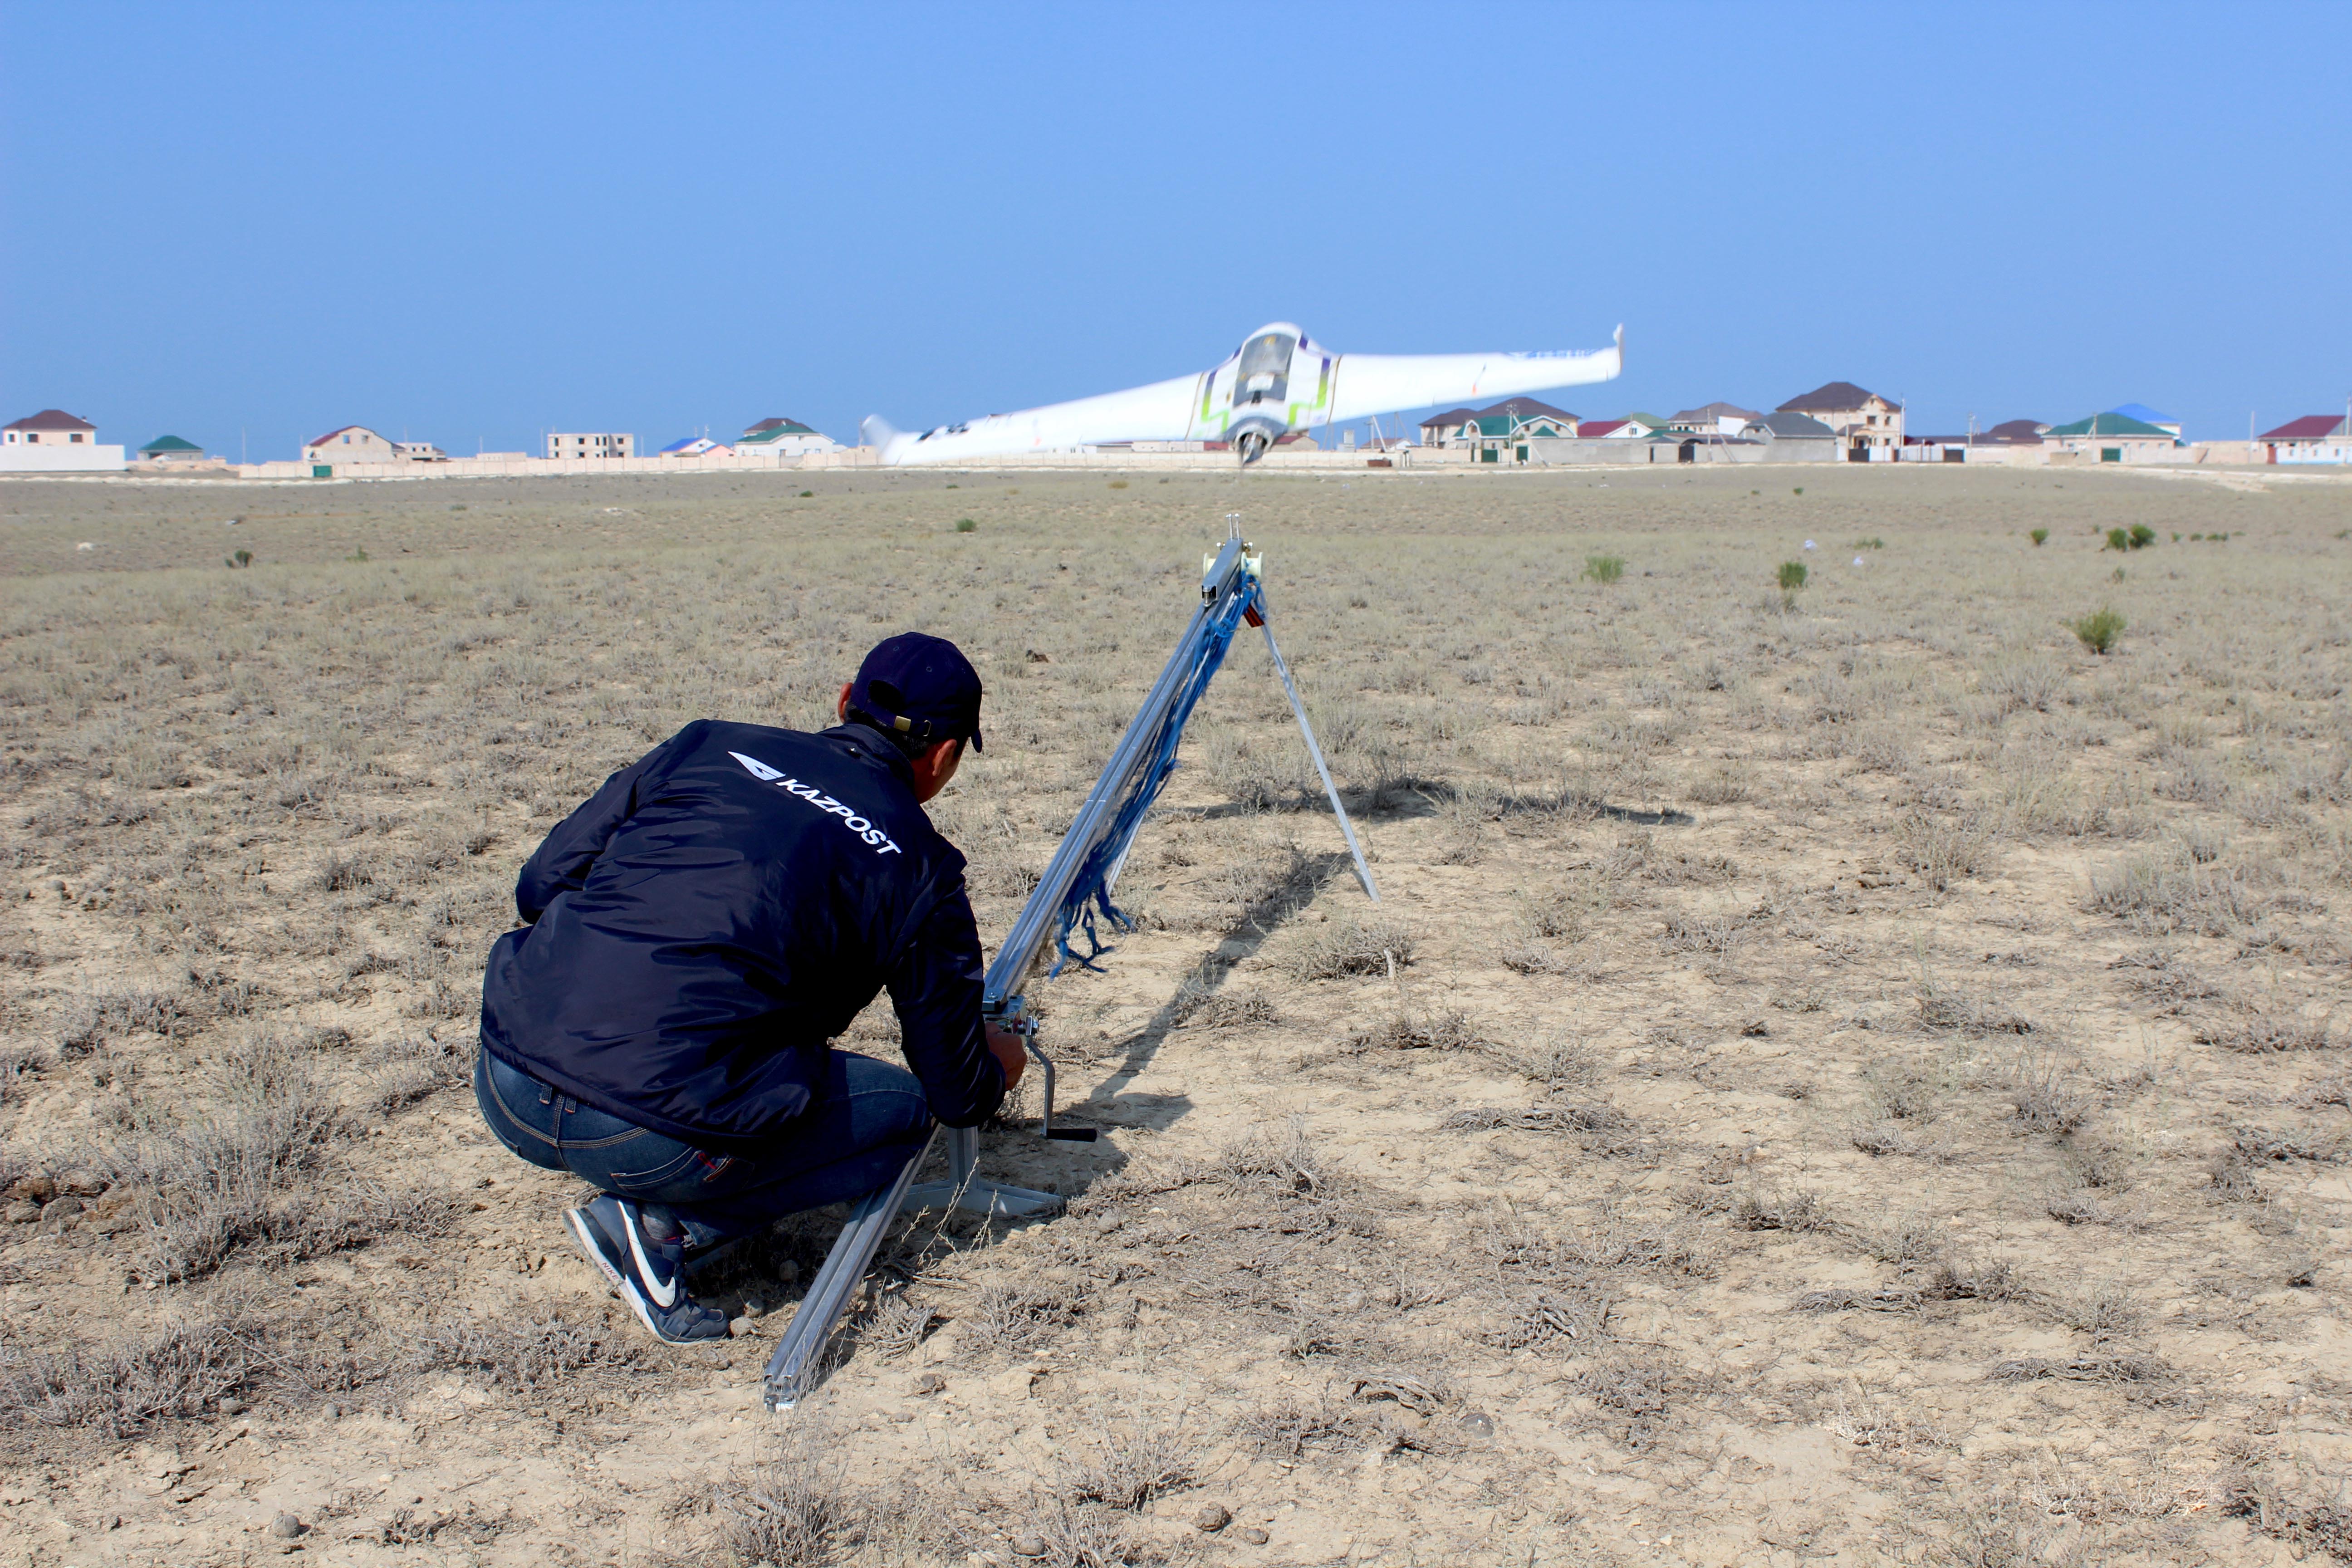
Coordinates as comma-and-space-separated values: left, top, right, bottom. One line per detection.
742, 1300, 765, 1318
911, 1372, 947, 1396
1239, 1527, 1270, 1545
59, 1170, 107, 1198
1011, 1534, 1049, 1557
217, 1397, 246, 1416
270, 1514, 304, 1540
3, 1201, 38, 1225
7, 1176, 57, 1203
323, 1403, 343, 1419
728, 1316, 755, 1338
1193, 1503, 1231, 1532
1093, 1214, 1123, 1236
1458, 1410, 1496, 1439
41, 1195, 85, 1219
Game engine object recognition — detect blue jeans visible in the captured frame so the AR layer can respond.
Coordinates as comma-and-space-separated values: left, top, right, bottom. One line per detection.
474, 1048, 933, 1253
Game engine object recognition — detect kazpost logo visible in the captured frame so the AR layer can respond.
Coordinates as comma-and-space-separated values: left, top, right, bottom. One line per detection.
730, 752, 904, 856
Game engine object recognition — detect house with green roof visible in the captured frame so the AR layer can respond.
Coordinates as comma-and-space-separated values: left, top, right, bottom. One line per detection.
738, 417, 841, 459
2043, 412, 2180, 463
1467, 407, 1578, 462
137, 434, 208, 464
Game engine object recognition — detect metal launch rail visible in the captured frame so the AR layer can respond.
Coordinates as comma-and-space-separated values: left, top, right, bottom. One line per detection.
762, 518, 1377, 1411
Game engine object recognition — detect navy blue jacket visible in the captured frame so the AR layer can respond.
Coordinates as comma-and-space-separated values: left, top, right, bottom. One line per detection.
478, 719, 1004, 1153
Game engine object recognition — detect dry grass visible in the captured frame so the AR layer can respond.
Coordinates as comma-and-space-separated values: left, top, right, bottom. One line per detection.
4, 465, 2349, 1565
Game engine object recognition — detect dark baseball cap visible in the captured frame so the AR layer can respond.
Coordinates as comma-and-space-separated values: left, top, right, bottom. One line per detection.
850, 632, 985, 753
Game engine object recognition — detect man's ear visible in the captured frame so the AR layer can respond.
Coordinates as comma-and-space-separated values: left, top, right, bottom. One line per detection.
838, 682, 854, 721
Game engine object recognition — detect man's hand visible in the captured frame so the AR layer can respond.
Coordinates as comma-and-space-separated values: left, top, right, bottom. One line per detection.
986, 1024, 1027, 1090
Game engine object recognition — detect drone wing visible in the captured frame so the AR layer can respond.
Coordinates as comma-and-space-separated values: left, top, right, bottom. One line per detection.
1329, 326, 1623, 424
865, 372, 1207, 466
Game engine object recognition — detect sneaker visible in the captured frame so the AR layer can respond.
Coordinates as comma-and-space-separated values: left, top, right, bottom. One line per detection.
569, 1194, 730, 1346
562, 1204, 626, 1294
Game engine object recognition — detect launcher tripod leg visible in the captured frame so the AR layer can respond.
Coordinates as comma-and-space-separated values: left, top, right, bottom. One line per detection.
1256, 614, 1381, 903
763, 1125, 1063, 1416
761, 1126, 936, 1413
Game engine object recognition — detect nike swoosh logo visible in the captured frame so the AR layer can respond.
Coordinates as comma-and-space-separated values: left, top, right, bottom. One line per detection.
627, 1224, 679, 1309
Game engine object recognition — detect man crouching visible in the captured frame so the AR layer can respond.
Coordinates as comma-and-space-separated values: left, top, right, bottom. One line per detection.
475, 633, 1024, 1343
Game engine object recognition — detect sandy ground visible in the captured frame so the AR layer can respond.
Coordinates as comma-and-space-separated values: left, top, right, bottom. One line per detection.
2, 463, 2350, 1567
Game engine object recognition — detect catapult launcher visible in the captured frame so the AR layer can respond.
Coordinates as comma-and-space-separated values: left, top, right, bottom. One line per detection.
762, 517, 1378, 1411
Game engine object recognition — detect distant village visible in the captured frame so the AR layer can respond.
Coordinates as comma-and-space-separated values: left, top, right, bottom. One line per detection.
5, 385, 2349, 478
1405, 384, 2352, 469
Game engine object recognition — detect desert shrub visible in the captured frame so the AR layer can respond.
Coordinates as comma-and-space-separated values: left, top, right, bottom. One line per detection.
368, 1034, 474, 1115
1926, 1254, 2028, 1302
2105, 528, 2129, 552
1441, 1102, 1627, 1134
1215, 1117, 1325, 1196
1167, 982, 1276, 1030
1856, 1207, 1950, 1267
1862, 1059, 1946, 1120
968, 1284, 1089, 1352
2030, 528, 2049, 545
2129, 523, 2156, 549
1345, 1008, 1488, 1053
1054, 1406, 1196, 1512
1913, 982, 2031, 1035
1730, 1187, 1827, 1233
1660, 911, 1747, 955
708, 1438, 863, 1568
2055, 1282, 2146, 1339
1896, 809, 1997, 891
1777, 561, 1808, 591
57, 985, 202, 1056
1686, 766, 1748, 805
1277, 916, 1414, 980
1550, 1203, 1720, 1279
413, 1315, 648, 1391
2006, 1047, 2092, 1134
1505, 1031, 1603, 1089
0, 1316, 253, 1439
1582, 554, 1626, 584
1982, 655, 2064, 714
110, 1032, 344, 1281
1851, 1123, 1956, 1161
1518, 878, 1599, 941
953, 518, 976, 533
2071, 606, 2125, 654
2087, 853, 2268, 934
2195, 1009, 2336, 1054
855, 1292, 940, 1359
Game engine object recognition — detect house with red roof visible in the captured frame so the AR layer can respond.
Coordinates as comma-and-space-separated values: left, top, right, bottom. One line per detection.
1, 408, 126, 471
2259, 414, 2352, 465
303, 426, 397, 463
1776, 382, 1903, 458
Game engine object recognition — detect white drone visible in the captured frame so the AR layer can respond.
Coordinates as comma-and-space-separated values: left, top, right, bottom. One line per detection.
862, 321, 1624, 466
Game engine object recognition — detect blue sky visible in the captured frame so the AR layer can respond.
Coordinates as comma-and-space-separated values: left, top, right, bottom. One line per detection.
4, 3, 2348, 458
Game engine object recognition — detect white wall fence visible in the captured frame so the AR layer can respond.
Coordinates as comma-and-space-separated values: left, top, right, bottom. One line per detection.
0, 444, 127, 473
